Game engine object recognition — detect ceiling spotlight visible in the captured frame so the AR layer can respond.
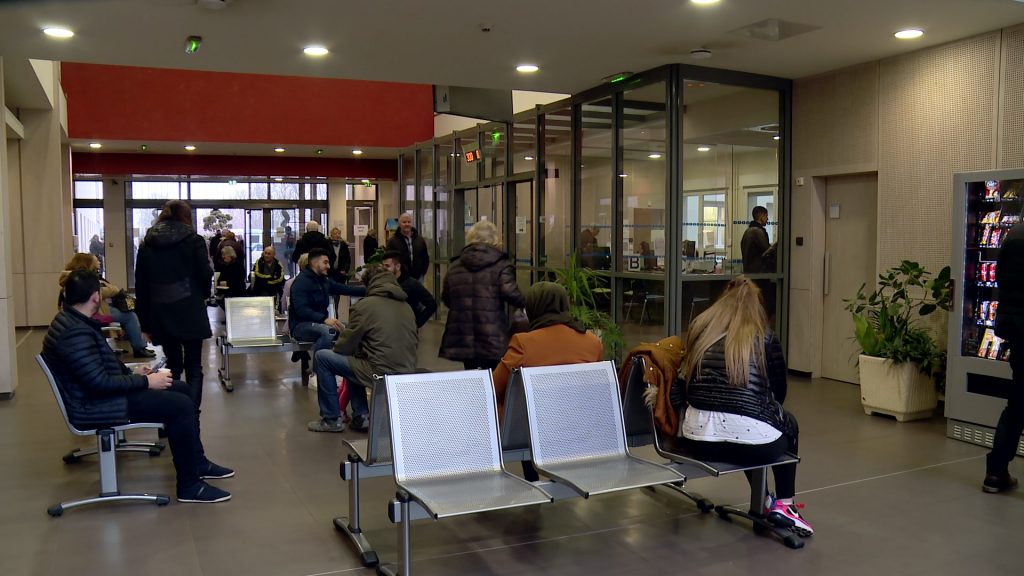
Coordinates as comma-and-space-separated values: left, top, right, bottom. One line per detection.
274, 147, 286, 153
691, 0, 720, 4
516, 64, 540, 73
648, 153, 662, 159
274, 177, 284, 182
690, 48, 713, 60
618, 173, 629, 178
303, 45, 329, 56
773, 135, 781, 141
523, 155, 535, 161
697, 146, 711, 152
43, 27, 74, 38
140, 144, 148, 151
894, 29, 924, 39
352, 149, 364, 156
88, 142, 102, 149
315, 148, 324, 155
184, 145, 197, 151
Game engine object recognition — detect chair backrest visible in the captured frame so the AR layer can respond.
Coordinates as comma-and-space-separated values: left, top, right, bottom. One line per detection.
35, 354, 90, 436
225, 296, 277, 343
501, 369, 530, 452
385, 370, 503, 483
621, 356, 653, 446
364, 376, 393, 465
520, 361, 625, 467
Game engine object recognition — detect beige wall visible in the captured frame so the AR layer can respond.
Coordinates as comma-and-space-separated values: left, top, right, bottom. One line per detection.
0, 58, 18, 395
789, 28, 1019, 375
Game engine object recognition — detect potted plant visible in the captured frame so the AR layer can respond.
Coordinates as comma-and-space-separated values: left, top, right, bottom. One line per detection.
552, 255, 625, 360
844, 260, 951, 421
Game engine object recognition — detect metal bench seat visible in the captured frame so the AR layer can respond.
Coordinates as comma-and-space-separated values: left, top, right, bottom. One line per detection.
621, 355, 804, 549
216, 297, 313, 391
36, 355, 170, 516
520, 361, 685, 499
379, 369, 551, 576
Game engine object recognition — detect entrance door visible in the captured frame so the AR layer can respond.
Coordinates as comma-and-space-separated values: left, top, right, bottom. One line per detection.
245, 209, 265, 272
348, 201, 375, 265
821, 173, 878, 384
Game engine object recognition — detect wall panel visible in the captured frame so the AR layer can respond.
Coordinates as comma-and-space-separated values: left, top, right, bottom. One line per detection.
1000, 25, 1024, 169
793, 62, 878, 174
878, 32, 1001, 276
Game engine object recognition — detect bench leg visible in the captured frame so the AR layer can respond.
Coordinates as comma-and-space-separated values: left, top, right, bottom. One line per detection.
50, 430, 170, 516
334, 456, 379, 567
379, 492, 412, 576
656, 481, 715, 513
218, 338, 234, 392
301, 354, 311, 386
713, 467, 804, 549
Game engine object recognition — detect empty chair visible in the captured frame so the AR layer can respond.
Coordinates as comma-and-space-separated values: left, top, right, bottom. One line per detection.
520, 361, 685, 497
36, 355, 169, 516
380, 370, 551, 576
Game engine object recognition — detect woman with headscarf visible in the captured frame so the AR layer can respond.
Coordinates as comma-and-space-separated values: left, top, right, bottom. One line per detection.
492, 281, 603, 481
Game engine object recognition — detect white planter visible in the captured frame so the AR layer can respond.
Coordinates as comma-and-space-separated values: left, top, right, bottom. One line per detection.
858, 355, 938, 422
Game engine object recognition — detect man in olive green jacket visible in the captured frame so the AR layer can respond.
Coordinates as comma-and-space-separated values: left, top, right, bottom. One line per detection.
308, 265, 418, 432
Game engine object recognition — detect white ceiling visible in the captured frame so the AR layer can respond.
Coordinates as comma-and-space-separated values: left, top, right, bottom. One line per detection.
1, 0, 1022, 94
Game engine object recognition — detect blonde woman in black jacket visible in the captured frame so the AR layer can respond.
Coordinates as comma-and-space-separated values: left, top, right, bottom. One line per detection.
670, 276, 812, 537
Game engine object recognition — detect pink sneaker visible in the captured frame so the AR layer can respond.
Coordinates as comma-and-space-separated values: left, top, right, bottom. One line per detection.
765, 494, 814, 537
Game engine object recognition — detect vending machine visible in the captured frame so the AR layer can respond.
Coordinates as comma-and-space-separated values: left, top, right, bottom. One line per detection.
946, 169, 1024, 456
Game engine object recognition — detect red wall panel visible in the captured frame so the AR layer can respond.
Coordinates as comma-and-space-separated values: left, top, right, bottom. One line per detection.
61, 63, 433, 148
72, 153, 396, 180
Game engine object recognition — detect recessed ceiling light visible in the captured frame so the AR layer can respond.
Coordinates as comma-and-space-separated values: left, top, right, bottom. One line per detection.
274, 177, 284, 182
697, 146, 711, 152
184, 145, 197, 151
43, 27, 74, 38
88, 142, 102, 149
648, 153, 662, 159
274, 147, 286, 153
523, 155, 535, 161
691, 0, 720, 5
315, 148, 325, 155
894, 29, 924, 39
618, 173, 629, 178
303, 45, 329, 56
352, 149, 363, 156
516, 64, 540, 73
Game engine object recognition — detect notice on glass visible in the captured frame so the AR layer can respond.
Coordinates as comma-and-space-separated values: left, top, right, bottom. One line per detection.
354, 224, 369, 236
516, 217, 528, 234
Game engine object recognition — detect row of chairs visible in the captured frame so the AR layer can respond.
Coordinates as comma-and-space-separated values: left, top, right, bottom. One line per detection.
336, 359, 801, 575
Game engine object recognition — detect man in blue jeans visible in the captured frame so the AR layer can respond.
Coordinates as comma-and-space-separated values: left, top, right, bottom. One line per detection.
289, 247, 365, 355
308, 265, 418, 432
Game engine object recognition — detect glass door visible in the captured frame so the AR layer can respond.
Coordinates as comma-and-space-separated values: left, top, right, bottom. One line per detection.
512, 180, 533, 287
245, 209, 265, 273
271, 208, 299, 278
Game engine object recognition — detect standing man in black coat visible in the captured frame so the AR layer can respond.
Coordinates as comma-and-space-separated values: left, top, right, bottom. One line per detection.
135, 200, 213, 411
382, 250, 437, 328
46, 270, 233, 503
986, 221, 1024, 493
386, 213, 430, 282
291, 221, 334, 269
740, 205, 778, 320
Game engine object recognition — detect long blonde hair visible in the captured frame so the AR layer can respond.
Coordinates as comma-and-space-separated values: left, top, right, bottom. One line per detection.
681, 276, 767, 387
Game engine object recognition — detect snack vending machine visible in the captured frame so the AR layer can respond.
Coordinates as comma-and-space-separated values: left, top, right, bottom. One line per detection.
947, 169, 1024, 456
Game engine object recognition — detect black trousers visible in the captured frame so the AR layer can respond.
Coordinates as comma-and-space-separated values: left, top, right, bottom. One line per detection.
125, 382, 207, 492
988, 347, 1024, 475
161, 338, 205, 410
463, 359, 499, 371
682, 412, 799, 500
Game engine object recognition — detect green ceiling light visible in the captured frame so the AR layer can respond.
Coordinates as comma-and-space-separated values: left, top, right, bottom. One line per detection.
602, 71, 634, 84
184, 35, 202, 55
361, 179, 372, 185
491, 131, 502, 144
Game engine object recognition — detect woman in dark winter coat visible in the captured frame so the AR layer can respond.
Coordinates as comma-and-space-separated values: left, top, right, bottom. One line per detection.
670, 276, 812, 537
135, 200, 213, 410
439, 220, 525, 370
215, 245, 248, 301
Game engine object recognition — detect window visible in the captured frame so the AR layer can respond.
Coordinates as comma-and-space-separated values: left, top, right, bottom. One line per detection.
74, 181, 103, 199
131, 181, 184, 200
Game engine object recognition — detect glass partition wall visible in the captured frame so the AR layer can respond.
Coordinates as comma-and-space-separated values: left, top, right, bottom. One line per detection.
397, 64, 791, 352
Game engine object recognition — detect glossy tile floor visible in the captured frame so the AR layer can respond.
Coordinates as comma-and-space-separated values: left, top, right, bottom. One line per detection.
2, 320, 1022, 576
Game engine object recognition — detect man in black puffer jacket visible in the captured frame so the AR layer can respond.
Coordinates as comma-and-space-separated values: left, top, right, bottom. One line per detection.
43, 270, 232, 504
439, 221, 525, 369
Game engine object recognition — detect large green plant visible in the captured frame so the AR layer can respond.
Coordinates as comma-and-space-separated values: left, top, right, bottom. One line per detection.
843, 260, 951, 385
551, 254, 625, 360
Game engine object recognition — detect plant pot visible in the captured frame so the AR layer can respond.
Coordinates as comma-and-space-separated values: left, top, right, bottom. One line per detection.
858, 355, 938, 422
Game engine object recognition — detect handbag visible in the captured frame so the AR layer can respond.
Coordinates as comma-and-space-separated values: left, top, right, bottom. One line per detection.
110, 291, 136, 312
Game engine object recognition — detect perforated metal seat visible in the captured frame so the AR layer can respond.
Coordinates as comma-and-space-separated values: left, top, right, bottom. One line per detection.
621, 356, 804, 549
36, 355, 170, 516
520, 361, 685, 498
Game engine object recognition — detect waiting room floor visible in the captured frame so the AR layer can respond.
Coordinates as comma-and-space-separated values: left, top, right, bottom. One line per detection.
2, 321, 1022, 576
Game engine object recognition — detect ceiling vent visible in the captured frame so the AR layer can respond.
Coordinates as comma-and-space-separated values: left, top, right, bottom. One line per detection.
730, 18, 820, 42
